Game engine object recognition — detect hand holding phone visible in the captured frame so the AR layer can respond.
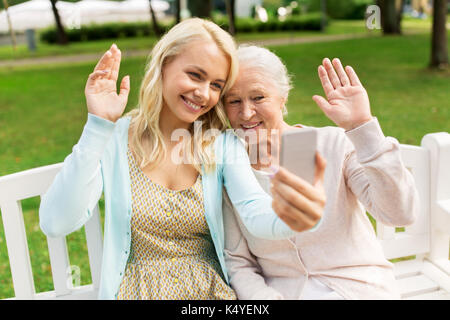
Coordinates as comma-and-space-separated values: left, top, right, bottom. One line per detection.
270, 128, 327, 233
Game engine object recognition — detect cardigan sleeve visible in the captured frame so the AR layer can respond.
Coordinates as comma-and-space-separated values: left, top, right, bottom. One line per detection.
39, 113, 116, 237
343, 118, 419, 226
221, 132, 296, 240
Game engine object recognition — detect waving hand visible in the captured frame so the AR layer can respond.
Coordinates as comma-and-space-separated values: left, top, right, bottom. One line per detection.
85, 44, 130, 123
312, 58, 372, 131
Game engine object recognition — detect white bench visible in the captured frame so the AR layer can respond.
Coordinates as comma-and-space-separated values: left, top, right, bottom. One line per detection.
0, 132, 449, 300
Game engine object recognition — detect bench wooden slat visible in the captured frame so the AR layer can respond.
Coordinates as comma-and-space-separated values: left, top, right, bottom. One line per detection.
33, 284, 98, 300
393, 259, 422, 279
85, 205, 103, 291
0, 164, 63, 203
377, 146, 431, 261
404, 289, 450, 300
46, 236, 71, 296
379, 233, 429, 260
397, 274, 439, 298
0, 200, 35, 299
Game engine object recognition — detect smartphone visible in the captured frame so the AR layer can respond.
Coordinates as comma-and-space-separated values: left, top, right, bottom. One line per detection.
279, 128, 317, 185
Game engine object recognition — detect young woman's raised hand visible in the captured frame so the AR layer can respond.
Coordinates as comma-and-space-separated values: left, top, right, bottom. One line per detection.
271, 152, 327, 232
85, 44, 130, 123
312, 58, 372, 131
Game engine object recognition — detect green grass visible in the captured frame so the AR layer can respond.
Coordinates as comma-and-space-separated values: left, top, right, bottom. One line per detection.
0, 30, 449, 299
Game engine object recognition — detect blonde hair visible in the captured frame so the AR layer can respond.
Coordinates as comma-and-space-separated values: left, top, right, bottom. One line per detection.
127, 18, 238, 173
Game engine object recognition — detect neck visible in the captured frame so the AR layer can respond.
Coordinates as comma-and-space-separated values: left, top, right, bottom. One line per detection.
159, 105, 191, 146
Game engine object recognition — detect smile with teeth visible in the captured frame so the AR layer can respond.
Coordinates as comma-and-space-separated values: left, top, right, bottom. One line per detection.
182, 96, 203, 111
241, 122, 262, 129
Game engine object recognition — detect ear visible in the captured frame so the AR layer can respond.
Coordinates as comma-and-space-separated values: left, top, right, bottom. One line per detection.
279, 97, 287, 115
280, 96, 287, 109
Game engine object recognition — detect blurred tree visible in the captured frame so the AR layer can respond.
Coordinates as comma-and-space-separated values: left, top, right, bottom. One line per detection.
225, 0, 236, 35
149, 0, 162, 37
50, 0, 68, 45
430, 0, 449, 68
2, 0, 17, 49
377, 0, 405, 34
188, 0, 212, 18
175, 0, 181, 23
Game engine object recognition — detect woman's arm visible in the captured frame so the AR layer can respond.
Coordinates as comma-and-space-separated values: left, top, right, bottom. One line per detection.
221, 132, 297, 240
223, 190, 284, 300
343, 118, 419, 226
39, 44, 130, 237
271, 58, 418, 228
313, 57, 417, 225
39, 114, 115, 237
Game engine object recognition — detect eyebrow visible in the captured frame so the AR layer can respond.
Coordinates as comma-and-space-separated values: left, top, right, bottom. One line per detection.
189, 65, 226, 83
226, 87, 266, 97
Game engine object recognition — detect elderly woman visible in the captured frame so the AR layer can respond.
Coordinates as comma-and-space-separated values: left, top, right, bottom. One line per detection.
222, 45, 419, 300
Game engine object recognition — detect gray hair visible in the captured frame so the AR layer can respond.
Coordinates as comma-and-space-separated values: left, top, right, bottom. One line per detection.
237, 44, 292, 115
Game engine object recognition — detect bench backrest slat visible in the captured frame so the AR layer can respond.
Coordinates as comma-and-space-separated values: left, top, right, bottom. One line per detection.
376, 145, 430, 260
84, 204, 103, 290
0, 200, 35, 299
46, 236, 71, 296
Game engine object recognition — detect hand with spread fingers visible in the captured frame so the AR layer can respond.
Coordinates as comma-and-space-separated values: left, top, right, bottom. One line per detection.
85, 43, 130, 123
270, 152, 327, 232
312, 58, 373, 131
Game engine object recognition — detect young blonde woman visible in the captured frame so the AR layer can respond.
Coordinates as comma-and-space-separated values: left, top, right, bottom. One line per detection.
39, 19, 316, 300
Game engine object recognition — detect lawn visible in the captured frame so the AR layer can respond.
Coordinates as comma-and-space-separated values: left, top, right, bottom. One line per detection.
0, 28, 449, 299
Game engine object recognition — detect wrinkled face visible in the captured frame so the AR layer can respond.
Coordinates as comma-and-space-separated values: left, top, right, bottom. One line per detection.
161, 40, 230, 128
224, 66, 285, 140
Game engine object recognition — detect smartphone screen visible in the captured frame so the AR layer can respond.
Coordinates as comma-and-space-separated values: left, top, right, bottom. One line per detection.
279, 128, 317, 185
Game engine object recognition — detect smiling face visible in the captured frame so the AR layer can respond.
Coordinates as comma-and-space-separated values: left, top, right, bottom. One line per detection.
224, 66, 286, 140
160, 39, 230, 131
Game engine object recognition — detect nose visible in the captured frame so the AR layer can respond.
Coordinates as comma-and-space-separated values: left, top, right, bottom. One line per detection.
240, 101, 255, 121
193, 83, 209, 104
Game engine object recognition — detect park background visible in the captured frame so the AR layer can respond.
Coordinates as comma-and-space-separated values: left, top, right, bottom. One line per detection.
0, 0, 449, 299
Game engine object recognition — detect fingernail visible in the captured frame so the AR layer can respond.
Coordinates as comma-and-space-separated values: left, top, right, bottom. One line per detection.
106, 50, 112, 56
268, 165, 279, 179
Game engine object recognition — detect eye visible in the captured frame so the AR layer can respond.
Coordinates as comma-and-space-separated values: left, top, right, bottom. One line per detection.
187, 71, 202, 79
227, 99, 241, 105
211, 82, 223, 90
253, 96, 264, 101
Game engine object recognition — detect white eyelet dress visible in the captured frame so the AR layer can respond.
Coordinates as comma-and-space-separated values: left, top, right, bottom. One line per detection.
116, 149, 236, 300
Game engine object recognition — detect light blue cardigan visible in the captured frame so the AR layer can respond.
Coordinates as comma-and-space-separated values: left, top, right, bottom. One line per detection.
39, 113, 295, 299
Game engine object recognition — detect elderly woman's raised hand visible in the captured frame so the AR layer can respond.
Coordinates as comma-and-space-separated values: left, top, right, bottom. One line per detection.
312, 58, 372, 131
85, 44, 130, 123
270, 152, 327, 232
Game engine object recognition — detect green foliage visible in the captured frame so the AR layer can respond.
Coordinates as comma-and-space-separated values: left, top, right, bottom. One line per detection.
326, 0, 373, 20
294, 0, 374, 19
40, 14, 325, 44
216, 13, 325, 34
40, 21, 174, 44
